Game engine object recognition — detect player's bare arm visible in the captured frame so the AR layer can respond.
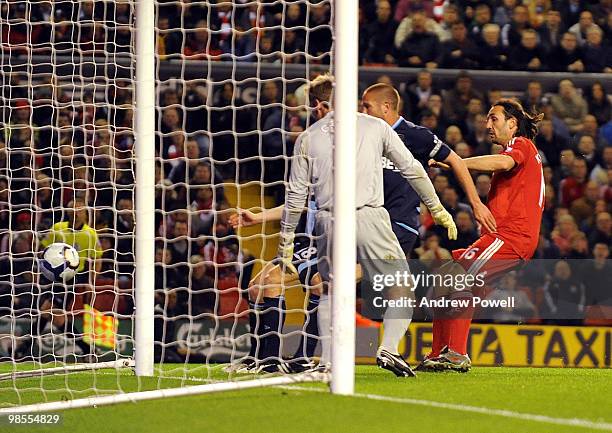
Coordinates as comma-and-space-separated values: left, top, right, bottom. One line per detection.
461, 154, 516, 173
229, 205, 284, 228
443, 151, 497, 232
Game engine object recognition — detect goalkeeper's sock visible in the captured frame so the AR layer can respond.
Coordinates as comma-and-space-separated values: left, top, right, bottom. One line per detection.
260, 296, 285, 362
247, 301, 262, 361
293, 294, 319, 359
317, 294, 331, 366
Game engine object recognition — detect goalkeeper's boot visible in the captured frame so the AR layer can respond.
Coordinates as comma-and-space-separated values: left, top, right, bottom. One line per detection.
306, 362, 330, 374
255, 359, 282, 374
278, 358, 316, 374
376, 349, 416, 377
223, 358, 257, 374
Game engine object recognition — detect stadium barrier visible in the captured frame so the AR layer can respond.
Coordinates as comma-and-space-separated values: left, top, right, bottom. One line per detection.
4, 317, 608, 369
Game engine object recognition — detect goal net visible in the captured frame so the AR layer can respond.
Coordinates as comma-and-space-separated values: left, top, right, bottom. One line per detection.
0, 0, 354, 411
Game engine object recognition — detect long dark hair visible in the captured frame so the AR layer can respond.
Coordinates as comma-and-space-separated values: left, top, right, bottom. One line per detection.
493, 98, 544, 140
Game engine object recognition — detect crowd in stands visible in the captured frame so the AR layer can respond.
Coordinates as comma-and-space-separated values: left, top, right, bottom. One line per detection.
0, 0, 610, 336
2, 1, 610, 72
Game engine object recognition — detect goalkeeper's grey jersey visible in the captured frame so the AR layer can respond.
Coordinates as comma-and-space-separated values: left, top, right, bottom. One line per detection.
281, 111, 442, 235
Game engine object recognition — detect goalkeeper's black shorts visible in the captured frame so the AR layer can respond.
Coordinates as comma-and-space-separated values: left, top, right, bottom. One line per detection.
292, 235, 319, 289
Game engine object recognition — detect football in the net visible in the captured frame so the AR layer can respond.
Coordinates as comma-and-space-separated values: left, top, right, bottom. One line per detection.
39, 242, 80, 283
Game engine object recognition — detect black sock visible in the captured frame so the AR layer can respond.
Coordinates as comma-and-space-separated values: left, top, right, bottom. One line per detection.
260, 296, 285, 362
247, 301, 262, 361
294, 294, 320, 359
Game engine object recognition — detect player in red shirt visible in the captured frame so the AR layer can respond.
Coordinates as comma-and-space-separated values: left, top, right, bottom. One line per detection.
421, 99, 545, 372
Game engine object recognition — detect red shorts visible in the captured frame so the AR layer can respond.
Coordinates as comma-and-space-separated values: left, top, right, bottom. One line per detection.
452, 233, 523, 287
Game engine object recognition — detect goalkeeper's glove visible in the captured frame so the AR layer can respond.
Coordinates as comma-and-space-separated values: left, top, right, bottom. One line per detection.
277, 232, 297, 275
430, 204, 458, 241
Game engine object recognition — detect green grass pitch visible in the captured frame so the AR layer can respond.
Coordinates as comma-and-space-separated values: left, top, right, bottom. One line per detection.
1, 364, 611, 433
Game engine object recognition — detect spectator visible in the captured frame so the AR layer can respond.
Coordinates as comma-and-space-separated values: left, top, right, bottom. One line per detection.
168, 139, 202, 185
469, 4, 493, 43
419, 109, 445, 138
188, 255, 216, 316
560, 157, 589, 208
521, 81, 547, 113
537, 9, 564, 53
432, 173, 449, 196
541, 260, 586, 325
494, 0, 519, 27
434, 4, 461, 43
551, 214, 581, 256
557, 0, 584, 29
442, 72, 483, 126
585, 243, 612, 306
527, 0, 552, 29
454, 142, 472, 159
414, 232, 452, 270
442, 209, 479, 251
580, 115, 609, 149
463, 98, 484, 135
307, 1, 332, 62
444, 125, 463, 149
576, 135, 599, 171
587, 212, 611, 247
533, 231, 561, 259
260, 80, 281, 126
475, 174, 491, 204
508, 29, 547, 71
465, 113, 489, 155
425, 94, 446, 125
157, 16, 182, 59
487, 271, 536, 323
167, 218, 193, 286
550, 79, 588, 134
568, 10, 602, 46
114, 196, 135, 279
441, 186, 472, 218
549, 32, 585, 72
403, 70, 438, 120
433, 21, 480, 69
393, 0, 436, 22
501, 4, 531, 47
190, 186, 215, 237
582, 26, 612, 72
535, 119, 569, 169
585, 82, 612, 128
591, 147, 612, 186
362, 0, 397, 65
278, 29, 305, 64
183, 20, 221, 59
590, 0, 612, 28
477, 23, 508, 69
570, 181, 600, 228
395, 11, 440, 68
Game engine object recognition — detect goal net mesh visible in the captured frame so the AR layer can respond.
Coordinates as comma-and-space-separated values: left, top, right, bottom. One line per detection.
0, 0, 332, 409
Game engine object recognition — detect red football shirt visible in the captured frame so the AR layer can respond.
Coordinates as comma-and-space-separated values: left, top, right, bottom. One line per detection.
485, 136, 544, 258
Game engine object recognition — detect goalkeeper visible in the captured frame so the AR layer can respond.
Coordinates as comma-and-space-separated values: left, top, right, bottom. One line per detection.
279, 74, 456, 377
39, 198, 102, 359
